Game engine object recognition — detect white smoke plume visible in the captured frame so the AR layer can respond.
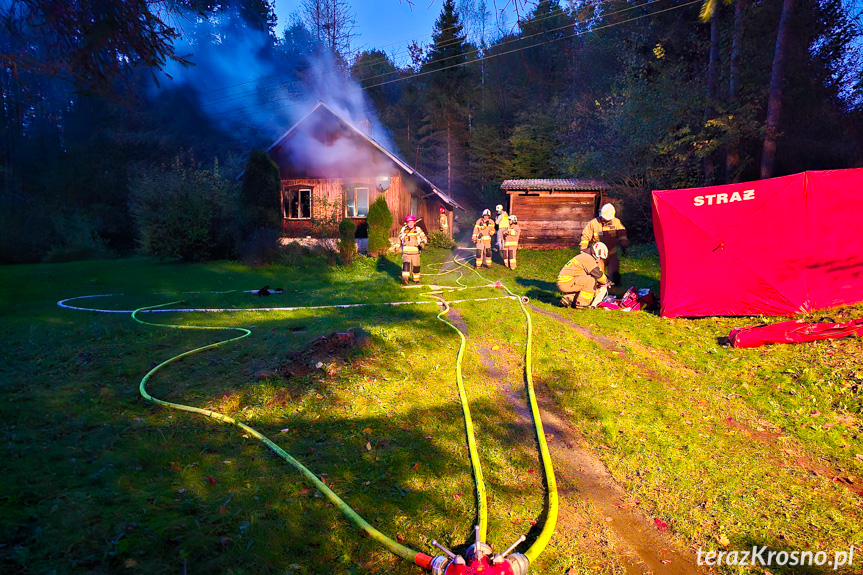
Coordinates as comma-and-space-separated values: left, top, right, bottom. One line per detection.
158, 8, 397, 160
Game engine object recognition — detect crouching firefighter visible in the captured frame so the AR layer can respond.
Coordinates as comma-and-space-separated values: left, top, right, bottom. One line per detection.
503, 214, 521, 269
557, 242, 610, 308
473, 209, 495, 268
399, 215, 427, 285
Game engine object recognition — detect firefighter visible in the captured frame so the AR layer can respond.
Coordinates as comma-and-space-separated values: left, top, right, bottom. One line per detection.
399, 215, 427, 285
557, 242, 610, 309
495, 204, 510, 252
438, 206, 448, 234
503, 214, 521, 269
473, 209, 495, 268
580, 203, 629, 285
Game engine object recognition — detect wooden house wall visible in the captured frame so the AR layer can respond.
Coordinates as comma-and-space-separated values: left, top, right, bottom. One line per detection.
508, 192, 602, 248
280, 174, 450, 238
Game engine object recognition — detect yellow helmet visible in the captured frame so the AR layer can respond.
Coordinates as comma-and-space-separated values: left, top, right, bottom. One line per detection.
495, 204, 504, 212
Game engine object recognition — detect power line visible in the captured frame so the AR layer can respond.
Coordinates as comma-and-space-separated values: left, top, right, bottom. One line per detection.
204, 0, 674, 116
217, 0, 701, 124
196, 0, 654, 105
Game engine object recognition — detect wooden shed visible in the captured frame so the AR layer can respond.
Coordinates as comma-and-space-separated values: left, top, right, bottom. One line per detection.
501, 179, 607, 249
258, 101, 461, 239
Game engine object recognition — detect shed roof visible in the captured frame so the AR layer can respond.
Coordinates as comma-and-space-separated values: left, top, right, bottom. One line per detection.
501, 178, 608, 192
247, 101, 462, 211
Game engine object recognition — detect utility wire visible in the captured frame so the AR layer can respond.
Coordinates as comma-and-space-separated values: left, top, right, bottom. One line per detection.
198, 0, 667, 107
217, 0, 700, 124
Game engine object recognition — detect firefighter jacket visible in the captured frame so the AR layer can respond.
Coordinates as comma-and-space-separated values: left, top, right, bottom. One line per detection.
580, 217, 629, 254
439, 213, 448, 232
504, 224, 521, 248
496, 211, 510, 230
473, 218, 496, 242
558, 252, 608, 285
399, 224, 427, 254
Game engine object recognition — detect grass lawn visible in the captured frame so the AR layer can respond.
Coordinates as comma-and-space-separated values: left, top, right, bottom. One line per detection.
2, 247, 862, 574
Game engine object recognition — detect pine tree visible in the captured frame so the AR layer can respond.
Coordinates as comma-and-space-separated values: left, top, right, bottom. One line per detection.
422, 0, 474, 195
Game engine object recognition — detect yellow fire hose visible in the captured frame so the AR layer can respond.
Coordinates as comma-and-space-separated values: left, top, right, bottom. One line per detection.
108, 249, 555, 572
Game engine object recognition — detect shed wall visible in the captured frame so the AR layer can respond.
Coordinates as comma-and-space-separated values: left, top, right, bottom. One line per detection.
508, 192, 602, 248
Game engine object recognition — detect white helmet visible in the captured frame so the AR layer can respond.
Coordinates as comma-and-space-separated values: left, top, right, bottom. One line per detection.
495, 204, 504, 212
600, 203, 615, 220
509, 214, 518, 223
592, 242, 609, 260
482, 209, 491, 216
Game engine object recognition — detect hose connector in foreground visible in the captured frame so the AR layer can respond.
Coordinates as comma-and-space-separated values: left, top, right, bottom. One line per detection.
428, 530, 530, 575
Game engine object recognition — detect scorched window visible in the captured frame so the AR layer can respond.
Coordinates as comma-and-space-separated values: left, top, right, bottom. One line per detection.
285, 187, 312, 219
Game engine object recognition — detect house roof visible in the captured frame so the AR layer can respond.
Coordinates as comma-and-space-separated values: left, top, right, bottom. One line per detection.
255, 101, 463, 211
501, 178, 608, 192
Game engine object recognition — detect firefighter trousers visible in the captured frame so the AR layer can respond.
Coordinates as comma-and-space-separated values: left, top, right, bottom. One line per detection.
557, 275, 607, 308
402, 253, 421, 283
475, 239, 492, 267
503, 247, 518, 269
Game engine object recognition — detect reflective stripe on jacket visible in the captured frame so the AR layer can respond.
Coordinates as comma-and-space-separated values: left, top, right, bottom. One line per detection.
473, 218, 495, 241
504, 224, 520, 247
579, 217, 629, 253
399, 225, 427, 254
558, 252, 608, 284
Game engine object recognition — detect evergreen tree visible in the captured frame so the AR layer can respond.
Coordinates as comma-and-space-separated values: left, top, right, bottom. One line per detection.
241, 149, 282, 233
366, 195, 394, 257
421, 0, 475, 195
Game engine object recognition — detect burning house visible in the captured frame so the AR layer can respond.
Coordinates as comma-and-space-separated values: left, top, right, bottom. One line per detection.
259, 101, 461, 240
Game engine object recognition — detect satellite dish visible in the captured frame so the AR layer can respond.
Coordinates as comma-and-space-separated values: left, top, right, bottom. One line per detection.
376, 174, 391, 192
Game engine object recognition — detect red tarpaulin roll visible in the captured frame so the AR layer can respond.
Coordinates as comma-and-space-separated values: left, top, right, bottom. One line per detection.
652, 169, 863, 317
728, 318, 863, 348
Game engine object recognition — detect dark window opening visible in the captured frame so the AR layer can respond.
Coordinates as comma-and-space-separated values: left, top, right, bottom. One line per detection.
285, 187, 312, 219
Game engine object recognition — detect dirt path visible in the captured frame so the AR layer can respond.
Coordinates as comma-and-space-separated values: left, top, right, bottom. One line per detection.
479, 346, 708, 575
433, 297, 709, 575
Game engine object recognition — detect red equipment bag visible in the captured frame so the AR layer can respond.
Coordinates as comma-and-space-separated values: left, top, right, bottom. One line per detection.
728, 318, 863, 349
596, 286, 659, 311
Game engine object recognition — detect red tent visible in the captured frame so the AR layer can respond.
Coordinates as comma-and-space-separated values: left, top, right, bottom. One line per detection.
652, 169, 863, 318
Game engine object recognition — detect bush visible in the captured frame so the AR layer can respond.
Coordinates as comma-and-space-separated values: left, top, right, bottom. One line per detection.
130, 156, 240, 262
338, 218, 357, 266
43, 211, 115, 262
240, 228, 283, 266
0, 195, 54, 263
240, 149, 282, 233
426, 230, 457, 249
366, 195, 393, 256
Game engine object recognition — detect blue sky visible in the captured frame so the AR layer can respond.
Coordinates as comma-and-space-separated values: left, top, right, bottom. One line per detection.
273, 0, 447, 64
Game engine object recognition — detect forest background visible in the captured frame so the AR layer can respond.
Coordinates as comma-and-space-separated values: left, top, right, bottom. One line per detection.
2, 0, 862, 263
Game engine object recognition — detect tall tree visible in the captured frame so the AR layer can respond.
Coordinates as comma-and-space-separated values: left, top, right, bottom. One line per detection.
725, 0, 747, 180
422, 0, 474, 193
300, 0, 357, 60
0, 0, 202, 95
760, 0, 795, 179
700, 0, 722, 182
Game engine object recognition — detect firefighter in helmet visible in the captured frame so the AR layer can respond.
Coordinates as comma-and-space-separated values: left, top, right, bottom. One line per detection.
557, 242, 610, 308
399, 215, 427, 285
473, 209, 495, 268
495, 204, 509, 253
580, 203, 629, 285
502, 214, 521, 269
438, 206, 448, 234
